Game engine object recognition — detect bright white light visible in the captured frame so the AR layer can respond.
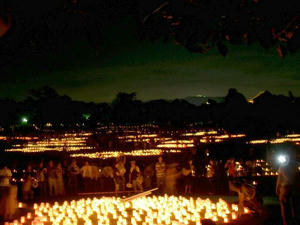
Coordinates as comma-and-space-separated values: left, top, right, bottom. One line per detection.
278, 155, 287, 164
21, 117, 28, 123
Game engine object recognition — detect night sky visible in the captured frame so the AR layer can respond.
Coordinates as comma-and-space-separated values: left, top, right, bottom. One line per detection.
1, 17, 300, 103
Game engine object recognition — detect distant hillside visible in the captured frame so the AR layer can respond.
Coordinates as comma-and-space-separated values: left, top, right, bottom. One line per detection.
184, 95, 225, 106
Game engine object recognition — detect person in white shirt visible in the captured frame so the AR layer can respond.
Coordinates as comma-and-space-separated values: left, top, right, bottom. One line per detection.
0, 165, 17, 221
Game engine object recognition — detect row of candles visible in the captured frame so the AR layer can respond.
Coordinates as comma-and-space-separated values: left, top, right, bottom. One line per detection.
70, 149, 182, 159
7, 195, 251, 225
5, 133, 94, 153
248, 134, 300, 145
3, 131, 300, 154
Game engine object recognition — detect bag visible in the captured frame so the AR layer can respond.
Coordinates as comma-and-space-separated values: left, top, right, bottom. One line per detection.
32, 178, 38, 189
137, 175, 143, 185
181, 168, 191, 176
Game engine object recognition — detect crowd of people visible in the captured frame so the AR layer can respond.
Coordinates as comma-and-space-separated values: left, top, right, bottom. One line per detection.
0, 153, 299, 224
0, 155, 273, 203
0, 155, 229, 201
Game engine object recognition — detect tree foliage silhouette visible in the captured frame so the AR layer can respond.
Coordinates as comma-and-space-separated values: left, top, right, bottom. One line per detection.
141, 0, 300, 58
1, 87, 300, 138
2, 0, 300, 66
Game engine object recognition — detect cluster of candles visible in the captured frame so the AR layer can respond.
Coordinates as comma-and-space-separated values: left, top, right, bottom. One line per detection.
70, 149, 182, 159
157, 139, 195, 149
8, 196, 251, 225
119, 134, 158, 139
248, 134, 300, 145
233, 160, 278, 177
0, 136, 39, 141
5, 133, 93, 153
253, 160, 278, 176
183, 130, 219, 136
199, 134, 246, 144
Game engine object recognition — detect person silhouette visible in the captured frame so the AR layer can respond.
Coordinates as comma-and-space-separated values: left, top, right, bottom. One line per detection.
276, 154, 298, 225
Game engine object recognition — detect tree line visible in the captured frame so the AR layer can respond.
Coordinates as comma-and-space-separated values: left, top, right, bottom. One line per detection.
0, 86, 299, 138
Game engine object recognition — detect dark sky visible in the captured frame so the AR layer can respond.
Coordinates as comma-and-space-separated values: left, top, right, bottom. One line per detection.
1, 17, 300, 103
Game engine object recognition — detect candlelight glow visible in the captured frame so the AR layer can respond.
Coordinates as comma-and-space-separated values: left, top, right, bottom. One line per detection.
248, 134, 300, 145
5, 133, 93, 153
70, 149, 182, 159
8, 196, 252, 225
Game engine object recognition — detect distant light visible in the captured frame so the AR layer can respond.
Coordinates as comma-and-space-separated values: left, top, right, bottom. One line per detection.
82, 113, 91, 120
278, 155, 287, 164
21, 117, 28, 124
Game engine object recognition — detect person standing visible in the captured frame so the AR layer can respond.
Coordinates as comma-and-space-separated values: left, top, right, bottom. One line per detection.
182, 160, 195, 194
155, 157, 166, 192
225, 158, 236, 178
101, 165, 114, 191
91, 163, 100, 192
80, 161, 93, 192
56, 163, 65, 196
68, 160, 80, 195
0, 164, 17, 221
62, 160, 69, 190
206, 160, 215, 194
47, 161, 57, 197
276, 157, 298, 225
114, 156, 126, 192
129, 161, 143, 192
144, 163, 155, 190
0, 165, 12, 186
22, 164, 35, 200
37, 161, 47, 199
165, 163, 180, 195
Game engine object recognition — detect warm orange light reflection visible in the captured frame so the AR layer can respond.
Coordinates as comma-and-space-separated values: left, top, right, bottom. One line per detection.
9, 196, 251, 225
